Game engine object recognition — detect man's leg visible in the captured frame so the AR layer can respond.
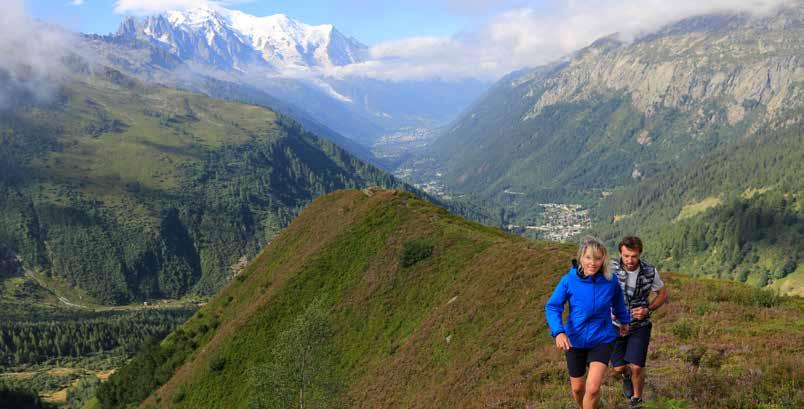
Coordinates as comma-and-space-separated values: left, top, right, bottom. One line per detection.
630, 364, 646, 398
570, 376, 586, 407
583, 362, 607, 409
610, 329, 632, 399
624, 324, 652, 401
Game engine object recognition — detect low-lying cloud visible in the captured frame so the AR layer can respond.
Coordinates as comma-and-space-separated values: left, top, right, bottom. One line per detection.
337, 0, 796, 81
0, 1, 75, 110
113, 0, 248, 15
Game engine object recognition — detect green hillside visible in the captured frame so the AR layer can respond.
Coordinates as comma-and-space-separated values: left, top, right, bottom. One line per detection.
0, 66, 402, 305
97, 190, 803, 408
594, 109, 802, 292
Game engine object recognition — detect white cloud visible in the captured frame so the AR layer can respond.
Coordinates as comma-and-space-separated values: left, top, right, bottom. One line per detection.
114, 0, 221, 14
108, 0, 797, 81
418, 0, 524, 16
339, 0, 796, 81
0, 1, 75, 109
69, 0, 86, 5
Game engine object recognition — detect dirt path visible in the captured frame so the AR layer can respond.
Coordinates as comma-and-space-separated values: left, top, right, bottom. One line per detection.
22, 270, 89, 309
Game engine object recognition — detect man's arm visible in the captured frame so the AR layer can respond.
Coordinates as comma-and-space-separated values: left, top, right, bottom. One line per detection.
649, 286, 668, 312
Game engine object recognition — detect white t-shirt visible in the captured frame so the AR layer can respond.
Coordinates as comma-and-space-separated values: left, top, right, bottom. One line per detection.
624, 266, 664, 299
613, 266, 664, 326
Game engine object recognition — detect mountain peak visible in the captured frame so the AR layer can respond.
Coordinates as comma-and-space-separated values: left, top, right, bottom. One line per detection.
164, 4, 226, 25
115, 6, 367, 72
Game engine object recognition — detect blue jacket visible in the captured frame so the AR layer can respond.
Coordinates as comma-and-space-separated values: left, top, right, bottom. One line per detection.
545, 263, 631, 349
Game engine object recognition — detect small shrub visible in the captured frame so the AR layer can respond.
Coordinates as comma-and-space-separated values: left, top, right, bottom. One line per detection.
684, 346, 706, 367
694, 303, 710, 316
780, 258, 797, 276
701, 349, 725, 369
399, 239, 434, 268
706, 284, 780, 308
209, 356, 226, 372
757, 271, 769, 287
672, 319, 695, 340
751, 288, 781, 308
172, 389, 186, 403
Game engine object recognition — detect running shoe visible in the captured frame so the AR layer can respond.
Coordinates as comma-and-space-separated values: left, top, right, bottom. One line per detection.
622, 373, 633, 399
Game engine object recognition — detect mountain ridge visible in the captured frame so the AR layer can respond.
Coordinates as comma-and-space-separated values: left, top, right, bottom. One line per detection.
429, 6, 801, 197
96, 189, 804, 408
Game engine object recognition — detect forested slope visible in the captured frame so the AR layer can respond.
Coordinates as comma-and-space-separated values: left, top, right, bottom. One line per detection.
0, 66, 402, 305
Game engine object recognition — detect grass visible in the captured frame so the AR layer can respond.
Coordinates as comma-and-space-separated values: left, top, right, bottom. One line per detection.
673, 196, 722, 223
100, 190, 803, 409
30, 78, 279, 197
770, 268, 804, 297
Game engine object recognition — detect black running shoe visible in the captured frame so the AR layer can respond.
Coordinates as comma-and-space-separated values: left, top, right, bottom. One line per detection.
622, 373, 633, 399
630, 397, 644, 408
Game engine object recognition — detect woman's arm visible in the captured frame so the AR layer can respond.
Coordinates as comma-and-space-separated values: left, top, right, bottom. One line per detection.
545, 275, 570, 337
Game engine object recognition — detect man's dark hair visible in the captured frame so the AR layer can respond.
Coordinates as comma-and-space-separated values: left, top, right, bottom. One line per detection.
618, 236, 643, 254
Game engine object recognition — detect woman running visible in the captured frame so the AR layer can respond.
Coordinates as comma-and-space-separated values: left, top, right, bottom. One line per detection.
545, 236, 631, 408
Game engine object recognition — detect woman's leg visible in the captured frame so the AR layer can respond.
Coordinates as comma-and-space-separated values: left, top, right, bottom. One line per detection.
566, 348, 588, 407
583, 362, 607, 409
570, 376, 586, 407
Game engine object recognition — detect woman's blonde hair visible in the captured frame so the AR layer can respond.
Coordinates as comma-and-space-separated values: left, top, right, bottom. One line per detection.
577, 235, 611, 280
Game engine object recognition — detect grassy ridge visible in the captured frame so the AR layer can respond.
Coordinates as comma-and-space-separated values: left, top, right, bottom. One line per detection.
98, 190, 802, 408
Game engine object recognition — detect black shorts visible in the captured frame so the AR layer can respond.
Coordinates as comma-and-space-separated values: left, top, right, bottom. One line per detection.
565, 342, 613, 378
611, 322, 652, 368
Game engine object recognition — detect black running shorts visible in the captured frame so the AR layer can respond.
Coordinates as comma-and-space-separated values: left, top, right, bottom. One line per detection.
611, 322, 652, 368
565, 342, 614, 378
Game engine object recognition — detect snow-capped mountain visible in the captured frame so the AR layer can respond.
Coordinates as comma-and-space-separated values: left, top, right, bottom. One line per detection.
100, 5, 488, 154
116, 5, 368, 73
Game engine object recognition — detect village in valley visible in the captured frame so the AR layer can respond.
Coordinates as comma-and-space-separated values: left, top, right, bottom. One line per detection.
394, 161, 592, 242
505, 203, 592, 242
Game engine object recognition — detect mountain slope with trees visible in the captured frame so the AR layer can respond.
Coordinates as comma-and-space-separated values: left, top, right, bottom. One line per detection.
428, 7, 801, 204
594, 107, 802, 293
0, 65, 404, 305
417, 6, 802, 290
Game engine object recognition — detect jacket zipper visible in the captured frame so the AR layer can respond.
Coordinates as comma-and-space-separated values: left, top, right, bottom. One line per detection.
591, 276, 596, 348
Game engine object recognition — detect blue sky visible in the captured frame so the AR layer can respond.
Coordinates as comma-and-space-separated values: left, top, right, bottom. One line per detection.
22, 0, 785, 80
25, 0, 522, 45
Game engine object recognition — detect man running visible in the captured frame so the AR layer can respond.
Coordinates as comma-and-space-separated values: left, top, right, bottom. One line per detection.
611, 236, 668, 408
